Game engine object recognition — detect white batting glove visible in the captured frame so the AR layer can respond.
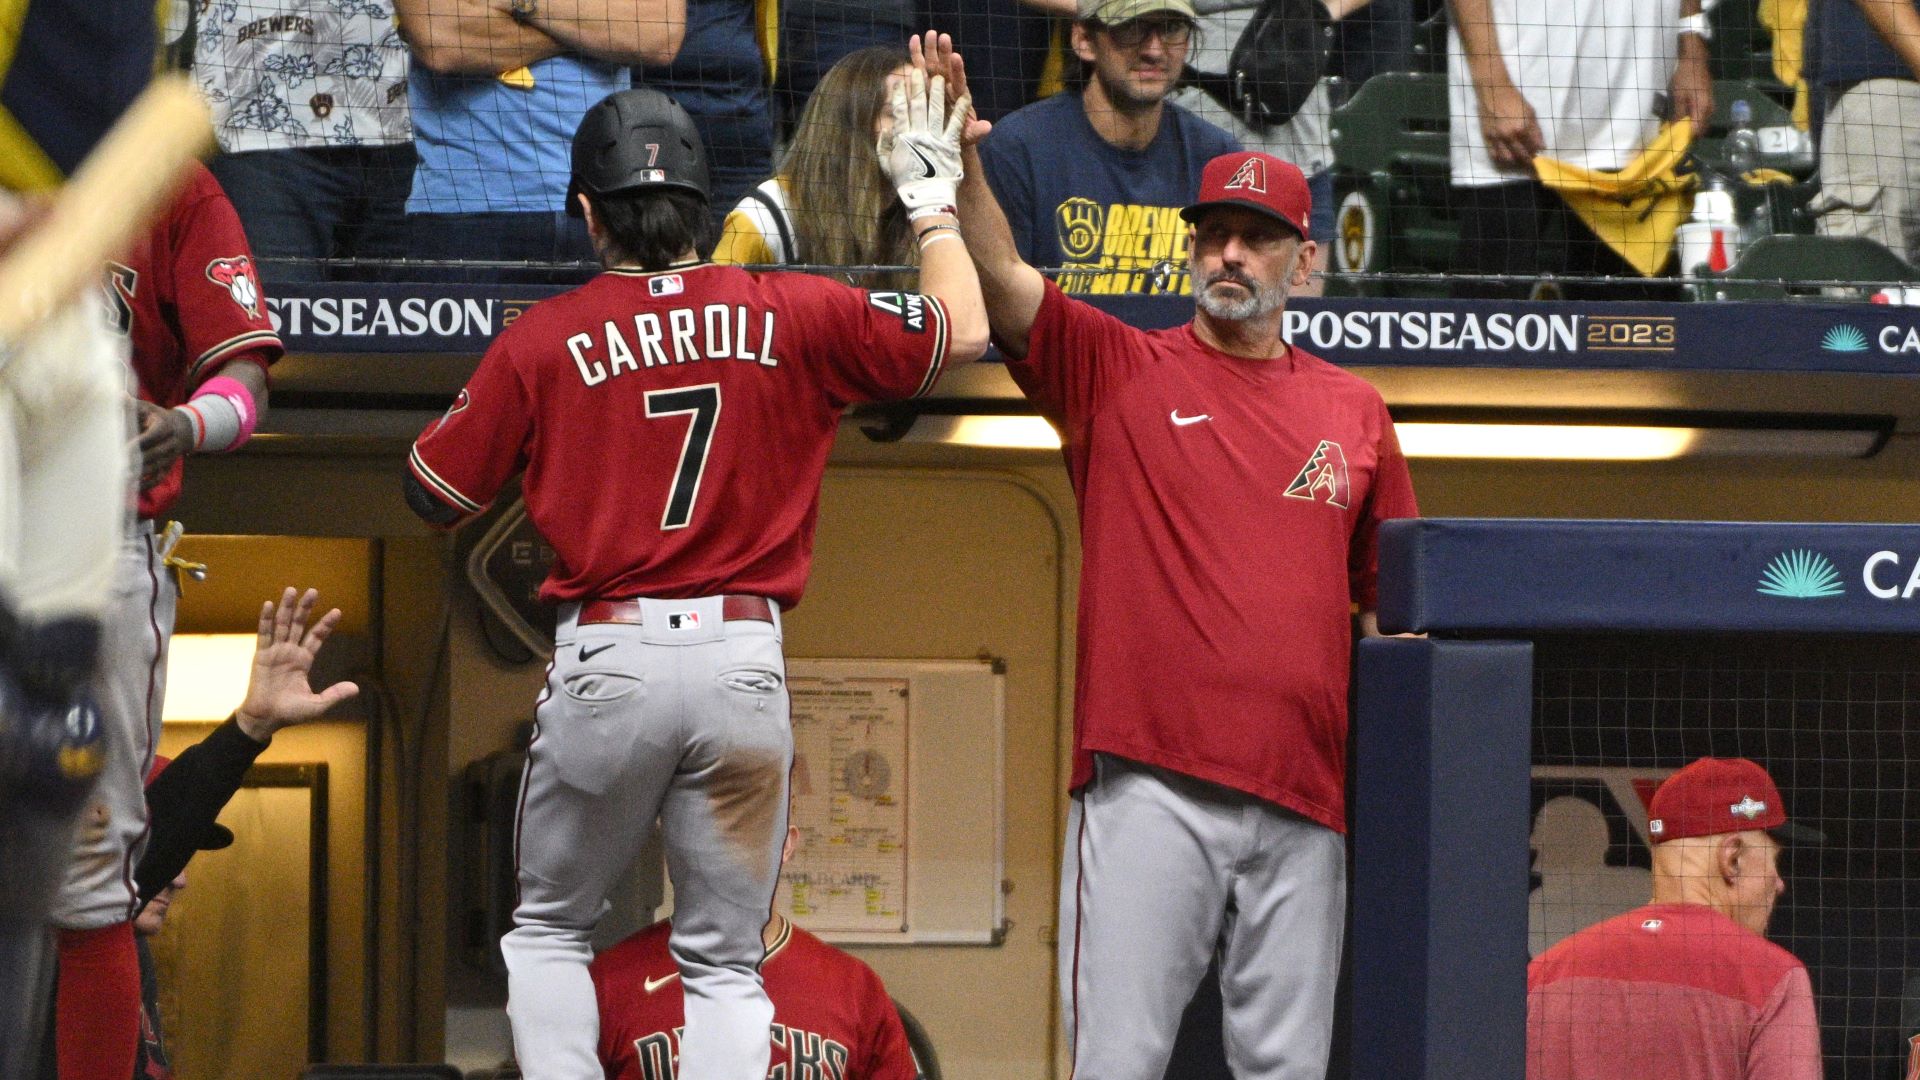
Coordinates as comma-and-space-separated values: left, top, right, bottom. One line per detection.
877, 66, 970, 222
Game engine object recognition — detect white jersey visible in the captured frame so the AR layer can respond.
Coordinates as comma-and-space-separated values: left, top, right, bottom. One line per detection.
191, 0, 412, 152
1448, 0, 1680, 186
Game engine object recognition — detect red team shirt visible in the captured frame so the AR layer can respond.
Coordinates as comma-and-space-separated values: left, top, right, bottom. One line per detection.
591, 919, 920, 1080
1528, 903, 1823, 1080
108, 161, 283, 520
1008, 281, 1418, 831
409, 264, 949, 605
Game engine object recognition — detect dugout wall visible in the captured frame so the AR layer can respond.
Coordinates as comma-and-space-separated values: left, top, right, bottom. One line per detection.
1354, 519, 1920, 1080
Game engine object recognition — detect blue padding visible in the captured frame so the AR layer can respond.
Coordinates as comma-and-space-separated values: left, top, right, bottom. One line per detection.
1353, 638, 1533, 1080
1378, 518, 1920, 634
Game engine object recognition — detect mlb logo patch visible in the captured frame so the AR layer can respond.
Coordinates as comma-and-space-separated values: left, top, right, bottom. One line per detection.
666, 611, 700, 630
650, 275, 684, 297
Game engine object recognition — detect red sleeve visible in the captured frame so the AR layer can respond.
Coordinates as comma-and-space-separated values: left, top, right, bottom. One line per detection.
1350, 399, 1418, 611
775, 274, 952, 406
408, 340, 533, 522
166, 165, 284, 385
1748, 965, 1824, 1080
1001, 278, 1148, 433
854, 968, 922, 1080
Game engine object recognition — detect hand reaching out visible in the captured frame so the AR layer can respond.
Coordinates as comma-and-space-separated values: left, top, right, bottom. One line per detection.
877, 34, 973, 220
234, 587, 360, 741
909, 30, 991, 147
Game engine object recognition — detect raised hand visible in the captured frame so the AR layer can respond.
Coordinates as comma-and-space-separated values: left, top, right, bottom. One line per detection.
878, 34, 973, 220
234, 587, 360, 741
910, 30, 991, 147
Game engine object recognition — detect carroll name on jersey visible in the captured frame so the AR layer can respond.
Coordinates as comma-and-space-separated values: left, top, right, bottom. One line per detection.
630, 1023, 853, 1080
567, 304, 779, 386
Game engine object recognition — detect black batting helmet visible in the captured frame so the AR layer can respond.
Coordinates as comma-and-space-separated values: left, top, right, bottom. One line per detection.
565, 87, 710, 217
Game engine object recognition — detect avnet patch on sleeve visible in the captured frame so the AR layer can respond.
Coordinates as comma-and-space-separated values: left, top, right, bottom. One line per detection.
867, 292, 929, 334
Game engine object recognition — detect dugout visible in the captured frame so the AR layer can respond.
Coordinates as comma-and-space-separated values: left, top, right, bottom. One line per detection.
1354, 519, 1920, 1080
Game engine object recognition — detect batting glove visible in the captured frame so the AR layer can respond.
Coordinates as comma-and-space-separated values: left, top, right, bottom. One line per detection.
877, 66, 971, 222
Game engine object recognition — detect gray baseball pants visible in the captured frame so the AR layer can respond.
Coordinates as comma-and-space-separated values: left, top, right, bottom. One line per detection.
1058, 754, 1346, 1080
504, 595, 791, 1080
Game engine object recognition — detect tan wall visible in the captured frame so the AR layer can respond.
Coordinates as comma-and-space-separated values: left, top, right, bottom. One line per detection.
159, 422, 1920, 1076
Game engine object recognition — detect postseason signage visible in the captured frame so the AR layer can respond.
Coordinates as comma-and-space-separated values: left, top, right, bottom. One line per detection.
1378, 518, 1920, 635
267, 284, 1920, 375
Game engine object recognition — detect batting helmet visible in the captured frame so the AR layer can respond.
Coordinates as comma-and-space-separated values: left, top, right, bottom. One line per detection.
565, 87, 710, 217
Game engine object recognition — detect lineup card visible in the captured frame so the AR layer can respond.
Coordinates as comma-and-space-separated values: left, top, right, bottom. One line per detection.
776, 676, 910, 933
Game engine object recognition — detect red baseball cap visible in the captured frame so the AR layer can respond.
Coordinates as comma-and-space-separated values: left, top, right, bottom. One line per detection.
145, 754, 235, 851
1646, 757, 1822, 845
1181, 152, 1312, 239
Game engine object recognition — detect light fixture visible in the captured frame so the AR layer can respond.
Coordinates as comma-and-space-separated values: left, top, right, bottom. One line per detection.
1397, 423, 1693, 460
161, 633, 255, 723
894, 413, 1062, 449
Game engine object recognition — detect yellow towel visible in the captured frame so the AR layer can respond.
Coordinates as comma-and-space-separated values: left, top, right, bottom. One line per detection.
1758, 0, 1810, 130
1533, 120, 1696, 278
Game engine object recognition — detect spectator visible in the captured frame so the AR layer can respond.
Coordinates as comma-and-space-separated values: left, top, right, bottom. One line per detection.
640, 0, 777, 235
45, 159, 280, 1080
1446, 0, 1712, 298
929, 0, 1061, 123
189, 0, 415, 284
393, 0, 686, 283
1806, 0, 1920, 265
1172, 0, 1410, 296
777, 1, 916, 136
121, 587, 358, 1080
713, 44, 919, 288
591, 825, 921, 1080
979, 0, 1240, 296
1528, 756, 1825, 1080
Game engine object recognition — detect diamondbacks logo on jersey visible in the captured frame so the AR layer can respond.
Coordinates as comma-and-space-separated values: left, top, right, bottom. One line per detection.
205, 256, 263, 319
629, 1024, 852, 1080
867, 291, 927, 334
103, 262, 138, 336
1284, 440, 1351, 508
1224, 156, 1268, 194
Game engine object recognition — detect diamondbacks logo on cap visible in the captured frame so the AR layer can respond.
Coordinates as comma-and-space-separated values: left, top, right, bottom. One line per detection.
650, 274, 684, 297
1730, 796, 1767, 819
1224, 157, 1268, 194
1284, 440, 1351, 509
666, 611, 701, 630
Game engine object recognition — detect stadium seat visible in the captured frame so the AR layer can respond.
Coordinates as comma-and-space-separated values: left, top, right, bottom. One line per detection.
1326, 72, 1456, 297
1708, 235, 1920, 300
896, 998, 943, 1080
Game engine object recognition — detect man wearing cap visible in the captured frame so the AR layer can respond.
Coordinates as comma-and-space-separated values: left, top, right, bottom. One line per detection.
943, 41, 1419, 1072
977, 0, 1241, 296
1528, 756, 1825, 1080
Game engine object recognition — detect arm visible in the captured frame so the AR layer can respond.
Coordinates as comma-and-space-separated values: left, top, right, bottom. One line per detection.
1853, 0, 1920, 77
135, 589, 358, 908
518, 0, 687, 67
1746, 966, 1824, 1080
394, 0, 565, 74
1670, 0, 1714, 130
137, 354, 270, 491
1448, 0, 1543, 168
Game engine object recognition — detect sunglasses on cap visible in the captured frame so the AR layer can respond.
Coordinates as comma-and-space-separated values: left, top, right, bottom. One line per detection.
1095, 16, 1194, 47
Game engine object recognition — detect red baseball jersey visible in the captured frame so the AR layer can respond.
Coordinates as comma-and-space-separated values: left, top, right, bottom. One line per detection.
108, 160, 282, 520
1007, 280, 1418, 831
1528, 903, 1823, 1080
591, 918, 921, 1080
409, 263, 950, 607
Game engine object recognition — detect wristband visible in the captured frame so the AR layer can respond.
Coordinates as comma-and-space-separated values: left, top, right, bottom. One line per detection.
174, 374, 259, 453
1679, 12, 1710, 40
918, 231, 962, 251
905, 201, 959, 223
916, 223, 962, 243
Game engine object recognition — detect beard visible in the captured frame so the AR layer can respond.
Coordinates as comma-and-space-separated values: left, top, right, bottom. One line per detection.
1194, 266, 1289, 321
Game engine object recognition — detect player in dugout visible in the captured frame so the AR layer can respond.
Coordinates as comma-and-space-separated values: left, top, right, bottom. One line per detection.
403, 33, 987, 1079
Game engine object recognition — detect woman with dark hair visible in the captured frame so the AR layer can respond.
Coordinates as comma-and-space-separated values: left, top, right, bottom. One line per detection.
714, 45, 919, 288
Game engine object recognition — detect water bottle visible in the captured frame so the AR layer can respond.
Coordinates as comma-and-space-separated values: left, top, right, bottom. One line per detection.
1724, 99, 1759, 181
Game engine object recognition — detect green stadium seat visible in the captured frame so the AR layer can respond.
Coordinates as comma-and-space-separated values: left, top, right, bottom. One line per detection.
1707, 234, 1919, 300
1326, 72, 1456, 297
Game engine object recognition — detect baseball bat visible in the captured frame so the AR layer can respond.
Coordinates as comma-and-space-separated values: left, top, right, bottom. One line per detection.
0, 75, 213, 342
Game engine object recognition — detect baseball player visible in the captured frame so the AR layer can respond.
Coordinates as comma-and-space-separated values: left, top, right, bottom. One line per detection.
403, 39, 985, 1079
941, 44, 1420, 1078
591, 826, 922, 1080
0, 6, 163, 1075
44, 160, 279, 1080
1528, 756, 1824, 1080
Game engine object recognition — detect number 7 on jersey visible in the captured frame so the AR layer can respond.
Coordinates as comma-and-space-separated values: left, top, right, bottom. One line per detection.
645, 383, 720, 530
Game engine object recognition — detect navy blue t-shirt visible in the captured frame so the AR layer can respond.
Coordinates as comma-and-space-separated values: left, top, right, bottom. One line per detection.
980, 91, 1240, 296
1806, 0, 1918, 88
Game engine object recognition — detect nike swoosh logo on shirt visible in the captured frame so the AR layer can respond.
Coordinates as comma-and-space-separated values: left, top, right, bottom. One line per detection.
644, 972, 680, 994
1170, 410, 1213, 426
906, 141, 938, 179
580, 642, 616, 661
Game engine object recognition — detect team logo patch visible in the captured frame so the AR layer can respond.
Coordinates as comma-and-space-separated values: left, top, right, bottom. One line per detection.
1730, 796, 1767, 819
1224, 156, 1268, 194
649, 274, 684, 297
867, 291, 928, 333
1283, 440, 1351, 509
442, 389, 470, 422
666, 611, 701, 630
205, 256, 263, 319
